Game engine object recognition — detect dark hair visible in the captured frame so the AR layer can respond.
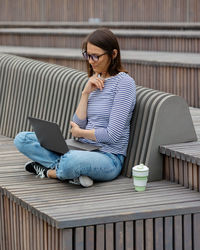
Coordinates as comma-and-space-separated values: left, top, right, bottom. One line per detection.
82, 28, 127, 77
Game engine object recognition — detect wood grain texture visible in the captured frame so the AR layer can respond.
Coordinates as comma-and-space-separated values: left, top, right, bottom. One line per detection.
145, 219, 153, 250
0, 0, 200, 22
183, 214, 192, 250
1, 49, 200, 108
0, 53, 200, 249
164, 217, 173, 250
1, 138, 200, 231
96, 225, 104, 250
85, 226, 95, 250
115, 222, 124, 250
135, 220, 144, 250
174, 216, 183, 250
1, 28, 200, 52
155, 218, 163, 250
193, 213, 200, 250
125, 221, 134, 250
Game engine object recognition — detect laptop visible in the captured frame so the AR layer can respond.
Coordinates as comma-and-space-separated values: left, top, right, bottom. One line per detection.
28, 117, 100, 155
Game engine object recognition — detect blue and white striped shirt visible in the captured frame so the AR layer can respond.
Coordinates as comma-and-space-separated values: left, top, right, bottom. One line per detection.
73, 72, 136, 156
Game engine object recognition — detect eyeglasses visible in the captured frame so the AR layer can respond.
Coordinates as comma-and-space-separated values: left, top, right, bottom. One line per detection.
82, 51, 107, 62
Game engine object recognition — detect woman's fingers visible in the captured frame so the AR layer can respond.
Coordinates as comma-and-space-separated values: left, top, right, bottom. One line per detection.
84, 74, 105, 94
70, 121, 75, 127
92, 77, 104, 90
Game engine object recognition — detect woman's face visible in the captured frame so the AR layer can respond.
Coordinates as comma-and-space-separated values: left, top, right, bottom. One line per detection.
87, 42, 111, 76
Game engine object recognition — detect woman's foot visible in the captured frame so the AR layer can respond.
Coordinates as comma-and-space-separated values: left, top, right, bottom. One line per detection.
25, 161, 49, 178
69, 175, 93, 188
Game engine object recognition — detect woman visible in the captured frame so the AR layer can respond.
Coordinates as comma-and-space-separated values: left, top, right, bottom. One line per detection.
14, 28, 136, 187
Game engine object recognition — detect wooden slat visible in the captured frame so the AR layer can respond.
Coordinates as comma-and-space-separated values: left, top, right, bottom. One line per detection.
61, 229, 73, 250
36, 214, 40, 250
188, 162, 193, 189
75, 227, 84, 250
183, 214, 192, 250
85, 226, 95, 250
145, 219, 153, 250
198, 166, 200, 193
125, 221, 134, 250
32, 209, 37, 250
164, 156, 170, 180
193, 213, 200, 250
169, 157, 174, 182
135, 220, 144, 250
5, 196, 11, 250
174, 215, 183, 250
193, 165, 198, 191
164, 217, 173, 250
155, 218, 163, 250
0, 191, 5, 250
13, 201, 18, 250
174, 158, 179, 183
115, 222, 124, 250
105, 223, 114, 250
183, 161, 189, 188
96, 225, 104, 250
178, 159, 184, 185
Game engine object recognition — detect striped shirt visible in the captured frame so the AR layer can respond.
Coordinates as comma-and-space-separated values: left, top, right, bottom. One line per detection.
73, 72, 136, 156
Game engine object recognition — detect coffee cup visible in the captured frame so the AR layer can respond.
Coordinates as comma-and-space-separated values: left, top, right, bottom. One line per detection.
132, 164, 149, 191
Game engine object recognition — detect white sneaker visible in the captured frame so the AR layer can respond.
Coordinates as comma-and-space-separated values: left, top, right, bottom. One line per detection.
79, 175, 93, 188
69, 175, 93, 188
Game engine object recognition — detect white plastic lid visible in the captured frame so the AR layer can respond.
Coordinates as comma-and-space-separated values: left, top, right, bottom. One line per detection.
132, 163, 149, 172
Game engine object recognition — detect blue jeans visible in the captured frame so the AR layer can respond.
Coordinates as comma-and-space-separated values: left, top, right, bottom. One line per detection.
14, 132, 124, 181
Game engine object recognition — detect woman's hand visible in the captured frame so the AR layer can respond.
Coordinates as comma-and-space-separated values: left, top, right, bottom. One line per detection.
82, 73, 104, 95
70, 121, 81, 138
70, 121, 96, 141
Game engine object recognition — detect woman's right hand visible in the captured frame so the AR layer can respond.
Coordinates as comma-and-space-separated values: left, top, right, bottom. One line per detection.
82, 73, 104, 95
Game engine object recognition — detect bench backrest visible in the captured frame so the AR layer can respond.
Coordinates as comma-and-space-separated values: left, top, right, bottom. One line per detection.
0, 54, 197, 181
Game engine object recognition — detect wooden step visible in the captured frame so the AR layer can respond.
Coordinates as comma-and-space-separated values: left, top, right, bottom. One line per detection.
1, 27, 200, 52
1, 21, 200, 30
0, 46, 199, 108
0, 46, 200, 67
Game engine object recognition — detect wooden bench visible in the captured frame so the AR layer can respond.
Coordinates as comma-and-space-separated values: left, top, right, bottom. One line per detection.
160, 140, 200, 191
0, 53, 199, 250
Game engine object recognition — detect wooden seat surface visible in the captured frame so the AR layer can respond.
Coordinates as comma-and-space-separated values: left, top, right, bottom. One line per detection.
1, 135, 200, 229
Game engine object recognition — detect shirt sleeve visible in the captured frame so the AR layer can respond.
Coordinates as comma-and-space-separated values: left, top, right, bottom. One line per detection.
95, 75, 136, 143
72, 113, 87, 129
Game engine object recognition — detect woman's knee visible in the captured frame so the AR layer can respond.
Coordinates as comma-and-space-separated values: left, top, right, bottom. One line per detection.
14, 131, 36, 151
56, 151, 122, 181
14, 132, 26, 148
56, 151, 81, 180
